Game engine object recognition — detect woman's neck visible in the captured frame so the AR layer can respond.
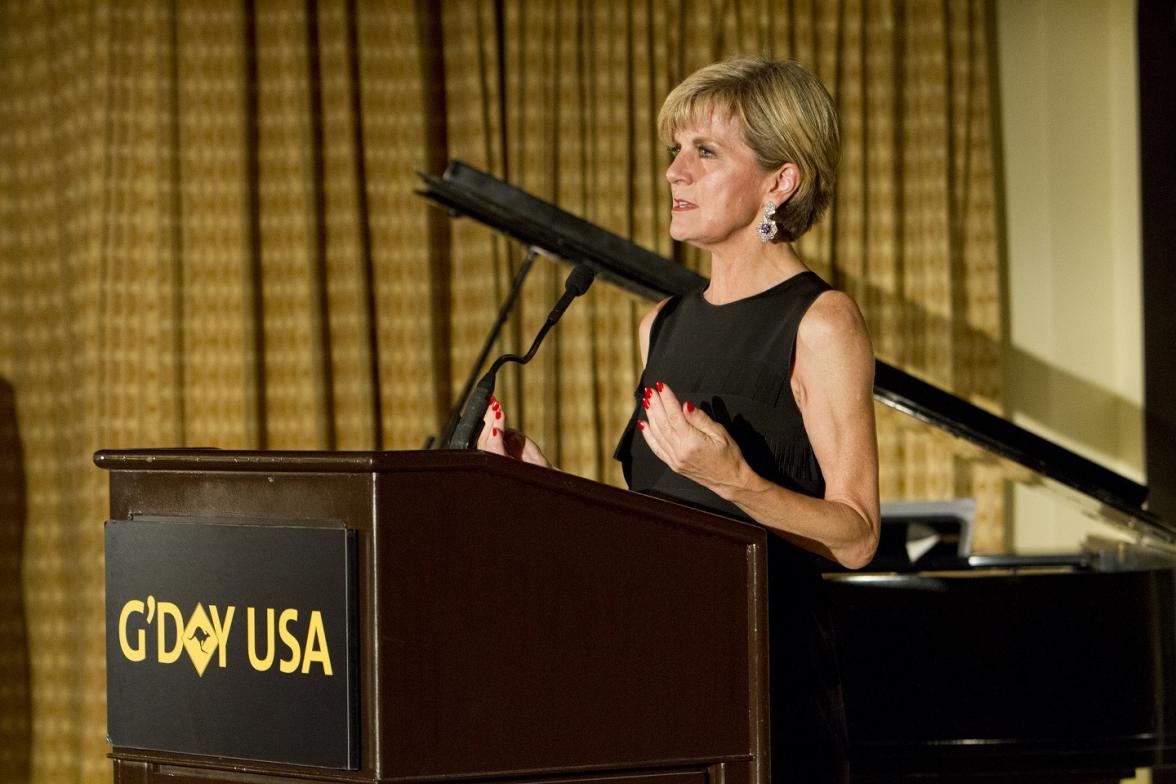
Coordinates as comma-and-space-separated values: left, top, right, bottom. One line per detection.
704, 242, 808, 305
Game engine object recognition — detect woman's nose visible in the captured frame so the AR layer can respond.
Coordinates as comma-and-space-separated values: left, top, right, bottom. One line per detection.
666, 154, 689, 184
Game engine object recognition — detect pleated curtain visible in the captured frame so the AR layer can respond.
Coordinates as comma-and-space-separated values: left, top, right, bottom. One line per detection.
0, 1, 1001, 780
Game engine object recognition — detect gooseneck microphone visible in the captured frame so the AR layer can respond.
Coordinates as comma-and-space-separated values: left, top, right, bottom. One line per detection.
448, 264, 595, 450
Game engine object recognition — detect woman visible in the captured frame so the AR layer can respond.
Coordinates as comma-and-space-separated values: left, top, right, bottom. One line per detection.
479, 57, 879, 781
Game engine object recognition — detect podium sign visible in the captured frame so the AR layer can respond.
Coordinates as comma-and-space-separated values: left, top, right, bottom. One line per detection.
105, 518, 358, 769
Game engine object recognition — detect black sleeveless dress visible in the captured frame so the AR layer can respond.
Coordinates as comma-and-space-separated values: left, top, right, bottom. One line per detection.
614, 270, 850, 782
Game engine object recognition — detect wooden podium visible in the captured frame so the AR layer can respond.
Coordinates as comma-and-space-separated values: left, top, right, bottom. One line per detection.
96, 449, 770, 784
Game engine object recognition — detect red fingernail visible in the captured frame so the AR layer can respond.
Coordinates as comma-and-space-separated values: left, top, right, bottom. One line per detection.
642, 398, 650, 409
643, 386, 652, 398
685, 401, 695, 413
491, 427, 499, 437
637, 421, 645, 431
495, 409, 502, 419
656, 380, 665, 392
490, 395, 497, 404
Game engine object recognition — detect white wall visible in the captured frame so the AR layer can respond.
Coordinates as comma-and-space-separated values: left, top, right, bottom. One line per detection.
996, 0, 1144, 551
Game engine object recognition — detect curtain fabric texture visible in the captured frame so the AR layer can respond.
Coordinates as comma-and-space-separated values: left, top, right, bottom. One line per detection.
0, 1, 1001, 781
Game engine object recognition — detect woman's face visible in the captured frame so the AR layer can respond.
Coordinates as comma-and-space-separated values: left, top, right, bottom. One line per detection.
665, 108, 776, 251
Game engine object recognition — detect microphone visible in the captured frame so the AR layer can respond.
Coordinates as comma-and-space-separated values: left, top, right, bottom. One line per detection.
448, 264, 595, 450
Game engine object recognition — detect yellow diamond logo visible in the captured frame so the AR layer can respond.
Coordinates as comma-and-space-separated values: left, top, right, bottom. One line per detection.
182, 604, 217, 677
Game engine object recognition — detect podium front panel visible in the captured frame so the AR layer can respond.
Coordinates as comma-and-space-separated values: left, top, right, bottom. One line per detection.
96, 450, 769, 784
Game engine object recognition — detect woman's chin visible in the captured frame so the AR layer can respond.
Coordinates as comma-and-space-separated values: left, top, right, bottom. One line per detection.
668, 223, 697, 244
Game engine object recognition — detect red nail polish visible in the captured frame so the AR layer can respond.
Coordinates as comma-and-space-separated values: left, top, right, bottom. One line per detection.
495, 409, 502, 420
643, 386, 652, 398
656, 381, 665, 392
490, 395, 497, 405
491, 427, 499, 437
642, 398, 650, 410
637, 420, 645, 431
685, 401, 695, 413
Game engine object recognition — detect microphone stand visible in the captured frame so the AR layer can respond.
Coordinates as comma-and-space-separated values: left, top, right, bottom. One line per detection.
432, 246, 539, 449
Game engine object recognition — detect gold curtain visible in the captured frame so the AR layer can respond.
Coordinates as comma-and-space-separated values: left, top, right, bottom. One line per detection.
0, 1, 1001, 780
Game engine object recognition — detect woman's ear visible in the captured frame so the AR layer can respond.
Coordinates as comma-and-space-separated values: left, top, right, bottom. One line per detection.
768, 162, 801, 204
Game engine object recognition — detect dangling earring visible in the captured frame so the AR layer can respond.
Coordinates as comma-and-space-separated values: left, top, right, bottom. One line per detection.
757, 200, 779, 242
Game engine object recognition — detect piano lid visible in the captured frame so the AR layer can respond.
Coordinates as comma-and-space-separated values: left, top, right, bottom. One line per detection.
416, 159, 1173, 543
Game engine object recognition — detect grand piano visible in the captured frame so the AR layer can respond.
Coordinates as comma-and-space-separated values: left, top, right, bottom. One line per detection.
419, 161, 1176, 783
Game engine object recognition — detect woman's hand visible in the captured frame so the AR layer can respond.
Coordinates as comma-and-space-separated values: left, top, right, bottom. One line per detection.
638, 381, 751, 493
476, 396, 552, 468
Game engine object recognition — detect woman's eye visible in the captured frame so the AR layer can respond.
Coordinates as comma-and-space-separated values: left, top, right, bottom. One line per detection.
698, 146, 715, 158
667, 145, 681, 160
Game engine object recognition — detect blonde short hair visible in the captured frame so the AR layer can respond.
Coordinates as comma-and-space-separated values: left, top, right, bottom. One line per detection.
658, 57, 840, 242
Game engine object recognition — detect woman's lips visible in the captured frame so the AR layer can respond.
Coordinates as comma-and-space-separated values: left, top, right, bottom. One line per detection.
672, 198, 696, 211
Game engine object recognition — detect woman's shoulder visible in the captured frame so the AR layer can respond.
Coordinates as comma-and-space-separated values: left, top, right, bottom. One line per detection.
796, 289, 873, 363
639, 297, 671, 331
639, 297, 673, 365
802, 288, 864, 328
791, 288, 875, 412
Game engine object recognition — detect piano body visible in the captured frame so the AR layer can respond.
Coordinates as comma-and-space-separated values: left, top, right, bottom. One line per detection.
418, 161, 1176, 782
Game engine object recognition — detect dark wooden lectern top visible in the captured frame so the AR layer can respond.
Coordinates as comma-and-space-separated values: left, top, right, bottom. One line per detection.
96, 449, 770, 784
